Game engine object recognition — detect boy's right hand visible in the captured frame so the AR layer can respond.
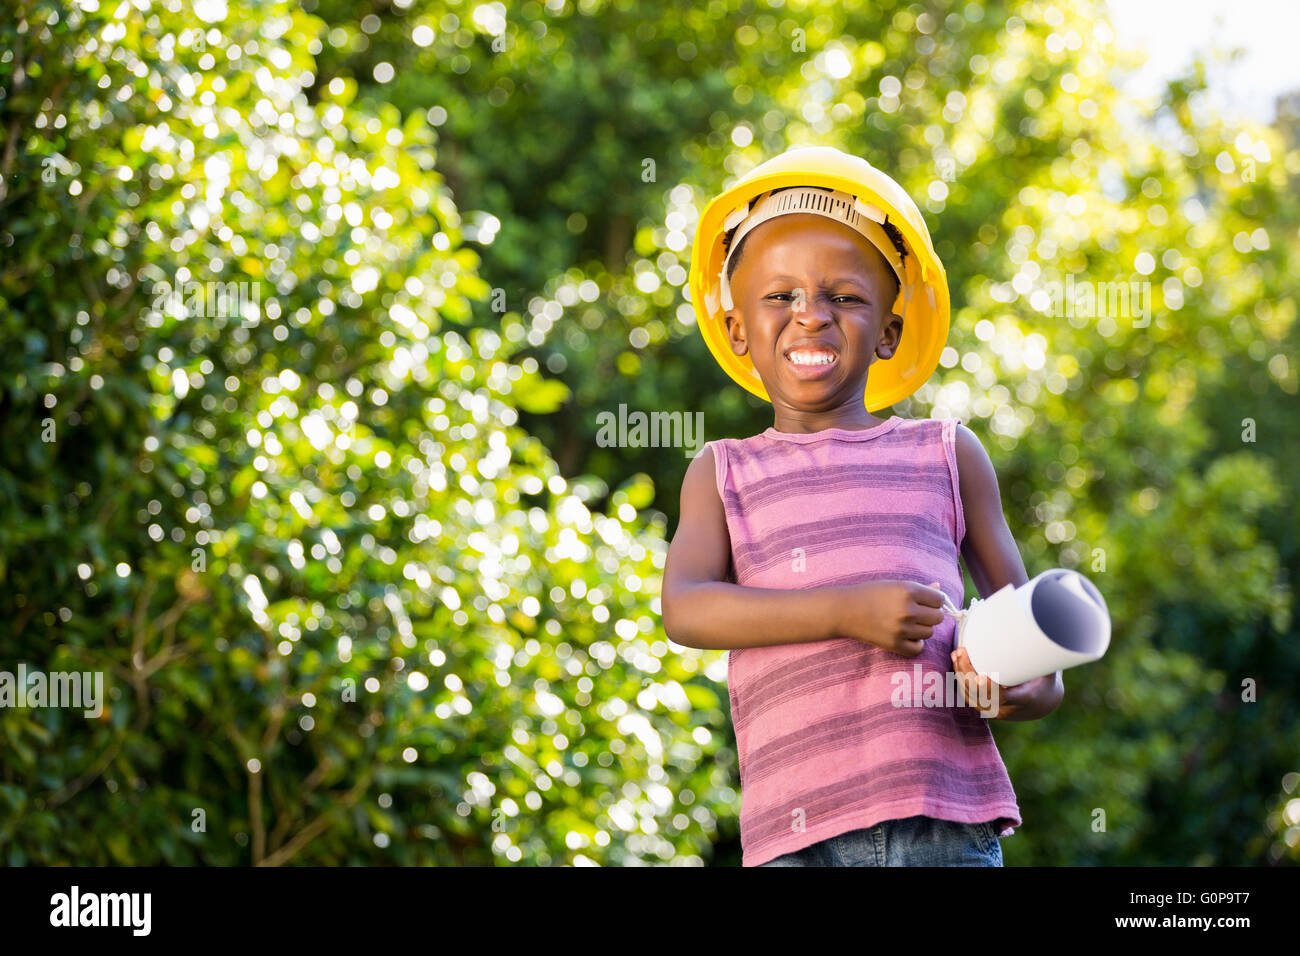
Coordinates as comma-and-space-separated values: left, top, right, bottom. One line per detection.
838, 580, 947, 657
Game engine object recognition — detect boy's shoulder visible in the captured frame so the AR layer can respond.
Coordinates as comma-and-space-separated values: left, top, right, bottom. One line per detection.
891, 416, 974, 454
897, 415, 980, 442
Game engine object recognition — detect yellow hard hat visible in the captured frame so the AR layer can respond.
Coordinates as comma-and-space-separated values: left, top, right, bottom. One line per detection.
688, 144, 950, 411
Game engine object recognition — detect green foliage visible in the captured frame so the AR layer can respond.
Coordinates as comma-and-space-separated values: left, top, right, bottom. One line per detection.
0, 0, 733, 865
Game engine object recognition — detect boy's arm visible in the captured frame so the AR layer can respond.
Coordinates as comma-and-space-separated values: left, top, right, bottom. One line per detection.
954, 423, 1064, 720
661, 445, 847, 650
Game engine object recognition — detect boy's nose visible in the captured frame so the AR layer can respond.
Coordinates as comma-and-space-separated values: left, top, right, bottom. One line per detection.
795, 303, 833, 328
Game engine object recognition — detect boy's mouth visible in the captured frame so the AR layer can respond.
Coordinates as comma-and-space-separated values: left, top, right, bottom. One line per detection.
783, 344, 839, 380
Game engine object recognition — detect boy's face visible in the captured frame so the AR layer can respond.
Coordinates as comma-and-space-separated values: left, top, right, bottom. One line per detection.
723, 213, 903, 415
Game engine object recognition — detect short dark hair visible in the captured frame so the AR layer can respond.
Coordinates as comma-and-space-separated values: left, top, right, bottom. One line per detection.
722, 185, 907, 304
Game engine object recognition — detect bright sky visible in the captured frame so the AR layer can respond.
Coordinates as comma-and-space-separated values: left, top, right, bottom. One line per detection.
1105, 0, 1300, 123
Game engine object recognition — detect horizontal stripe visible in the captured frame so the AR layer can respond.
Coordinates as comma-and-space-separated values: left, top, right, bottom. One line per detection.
743, 759, 1017, 848
743, 701, 999, 784
721, 462, 952, 513
729, 638, 958, 733
730, 512, 958, 576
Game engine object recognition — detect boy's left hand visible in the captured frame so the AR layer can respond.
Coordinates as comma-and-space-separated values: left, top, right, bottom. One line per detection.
950, 646, 1057, 720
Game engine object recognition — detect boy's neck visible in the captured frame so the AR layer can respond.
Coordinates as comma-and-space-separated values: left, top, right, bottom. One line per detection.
771, 402, 892, 434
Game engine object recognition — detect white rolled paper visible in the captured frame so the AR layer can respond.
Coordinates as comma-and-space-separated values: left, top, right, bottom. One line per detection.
955, 568, 1110, 687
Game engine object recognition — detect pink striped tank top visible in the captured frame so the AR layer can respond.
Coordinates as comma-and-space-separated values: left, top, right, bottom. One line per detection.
705, 415, 1021, 866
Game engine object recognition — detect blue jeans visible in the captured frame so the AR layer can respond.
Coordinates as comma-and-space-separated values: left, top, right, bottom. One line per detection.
757, 815, 1003, 867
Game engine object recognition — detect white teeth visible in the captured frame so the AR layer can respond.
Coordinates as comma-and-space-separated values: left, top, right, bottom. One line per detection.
788, 351, 836, 366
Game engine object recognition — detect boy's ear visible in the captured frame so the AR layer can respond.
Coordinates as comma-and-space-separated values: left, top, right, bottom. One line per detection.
875, 310, 904, 361
724, 310, 749, 357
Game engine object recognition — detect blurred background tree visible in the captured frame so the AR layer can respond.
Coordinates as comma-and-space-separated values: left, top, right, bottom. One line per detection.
0, 0, 733, 866
1, 0, 1296, 864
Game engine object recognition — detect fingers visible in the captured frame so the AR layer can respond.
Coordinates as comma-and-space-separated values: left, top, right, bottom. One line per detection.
909, 581, 945, 607
951, 648, 1005, 717
952, 647, 988, 681
954, 667, 982, 707
906, 606, 945, 627
950, 652, 987, 711
900, 622, 936, 641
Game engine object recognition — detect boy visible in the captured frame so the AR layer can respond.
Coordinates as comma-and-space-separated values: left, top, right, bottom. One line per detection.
661, 145, 1063, 866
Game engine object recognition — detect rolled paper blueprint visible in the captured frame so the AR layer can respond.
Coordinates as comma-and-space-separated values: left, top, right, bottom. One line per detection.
954, 568, 1110, 687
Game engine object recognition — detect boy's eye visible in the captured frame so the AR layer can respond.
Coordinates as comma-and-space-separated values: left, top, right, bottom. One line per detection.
766, 293, 862, 304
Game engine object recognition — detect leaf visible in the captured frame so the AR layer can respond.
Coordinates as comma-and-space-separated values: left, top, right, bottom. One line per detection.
684, 683, 720, 710
513, 377, 571, 414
